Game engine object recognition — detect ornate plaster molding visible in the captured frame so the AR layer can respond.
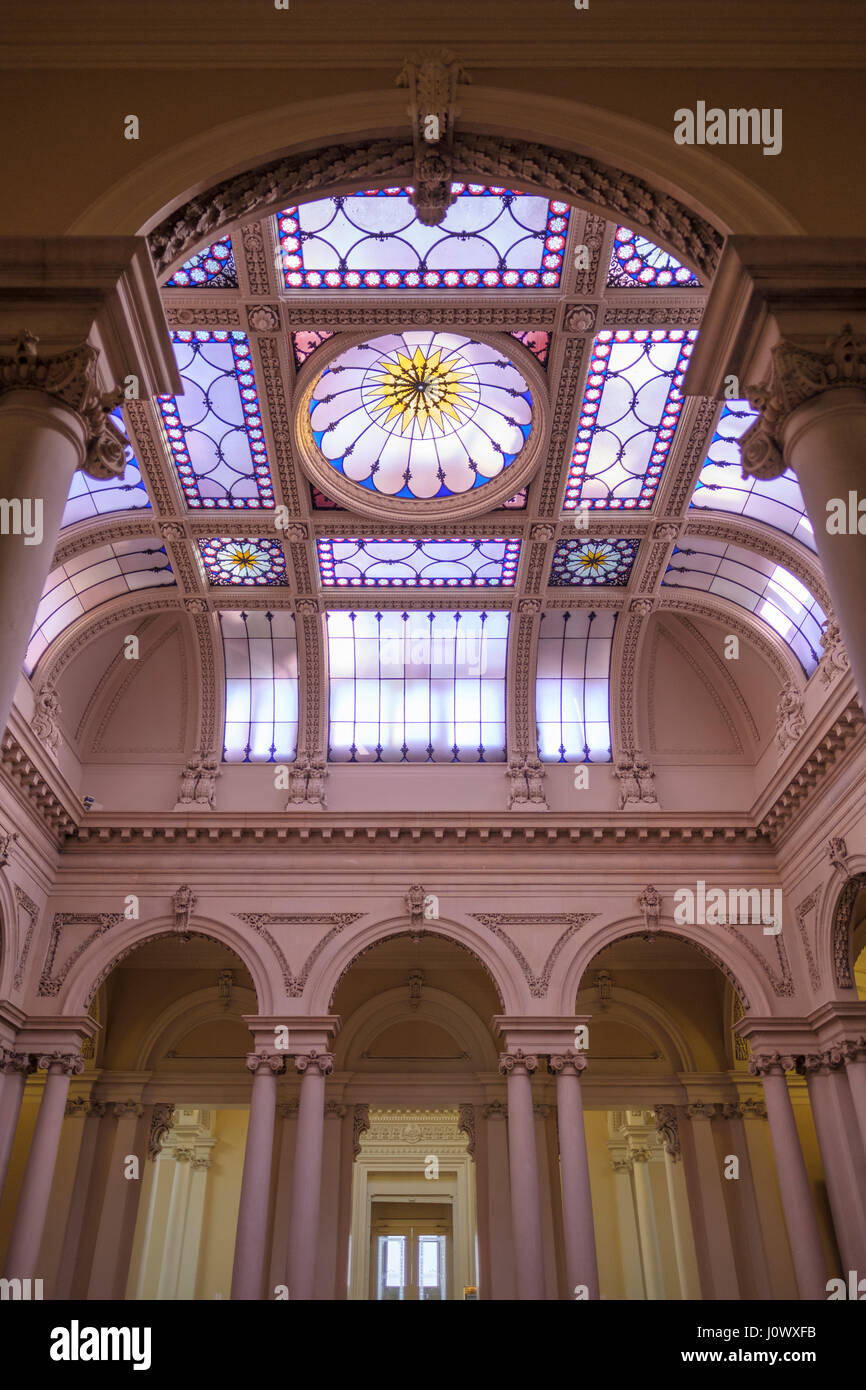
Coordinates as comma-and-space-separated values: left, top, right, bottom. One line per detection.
13, 884, 39, 992
235, 911, 365, 997
39, 911, 124, 997
471, 911, 597, 997
794, 890, 822, 992
830, 871, 866, 991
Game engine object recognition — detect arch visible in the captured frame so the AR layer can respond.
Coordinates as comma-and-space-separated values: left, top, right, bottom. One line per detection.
0, 871, 21, 1001
825, 871, 866, 993
559, 913, 772, 1018
307, 914, 515, 1016
134, 985, 259, 1070
57, 915, 274, 1017
335, 985, 500, 1072
573, 981, 699, 1072
66, 86, 801, 259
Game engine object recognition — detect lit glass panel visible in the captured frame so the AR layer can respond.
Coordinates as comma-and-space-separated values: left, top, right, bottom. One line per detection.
277, 185, 569, 290
536, 610, 617, 763
563, 330, 697, 510
662, 537, 826, 675
377, 1236, 406, 1301
690, 401, 816, 550
418, 1235, 446, 1300
509, 330, 550, 366
219, 609, 298, 762
292, 329, 335, 369
311, 484, 527, 511
199, 537, 288, 586
61, 408, 150, 528
164, 236, 237, 288
326, 609, 509, 763
25, 538, 174, 674
549, 537, 639, 587
317, 537, 521, 588
158, 332, 275, 510
310, 332, 532, 502
607, 227, 700, 288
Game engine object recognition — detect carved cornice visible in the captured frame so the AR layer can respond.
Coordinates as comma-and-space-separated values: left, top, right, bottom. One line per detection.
1, 731, 76, 838
759, 700, 865, 840
742, 326, 866, 479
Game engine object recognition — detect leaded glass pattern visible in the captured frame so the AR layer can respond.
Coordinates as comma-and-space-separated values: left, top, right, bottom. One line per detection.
164, 237, 237, 289
536, 610, 617, 763
317, 537, 521, 588
220, 609, 298, 762
563, 329, 697, 511
549, 537, 639, 587
310, 483, 527, 511
25, 538, 174, 674
310, 332, 532, 501
509, 330, 550, 366
690, 401, 816, 550
198, 537, 288, 586
326, 609, 509, 763
662, 537, 826, 675
277, 186, 569, 290
292, 329, 335, 369
61, 408, 150, 528
158, 332, 275, 509
607, 227, 700, 288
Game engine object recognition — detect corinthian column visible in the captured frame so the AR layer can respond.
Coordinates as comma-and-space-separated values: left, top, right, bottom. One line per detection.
549, 1051, 598, 1298
287, 1051, 333, 1301
684, 240, 866, 705
3, 1051, 83, 1279
231, 1052, 284, 1300
499, 1050, 545, 1300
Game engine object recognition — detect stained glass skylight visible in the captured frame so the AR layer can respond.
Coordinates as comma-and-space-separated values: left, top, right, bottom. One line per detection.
309, 332, 532, 502
549, 537, 639, 587
536, 610, 617, 763
510, 331, 551, 366
61, 408, 150, 528
310, 483, 527, 511
277, 186, 569, 290
563, 329, 697, 511
292, 330, 335, 369
326, 609, 509, 763
158, 331, 275, 510
691, 401, 816, 551
607, 227, 700, 288
25, 538, 174, 674
220, 609, 298, 762
198, 537, 288, 586
662, 537, 826, 675
164, 236, 237, 289
317, 537, 521, 588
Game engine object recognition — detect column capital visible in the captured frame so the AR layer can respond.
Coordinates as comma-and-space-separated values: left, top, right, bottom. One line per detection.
277, 1100, 299, 1120
799, 1049, 842, 1075
839, 1036, 866, 1064
0, 1048, 35, 1076
549, 1050, 588, 1077
0, 333, 127, 479
482, 1099, 507, 1121
498, 1049, 538, 1077
325, 1101, 347, 1118
748, 1051, 799, 1077
112, 1100, 144, 1119
245, 1051, 286, 1076
294, 1050, 334, 1077
37, 1051, 84, 1076
685, 1100, 722, 1121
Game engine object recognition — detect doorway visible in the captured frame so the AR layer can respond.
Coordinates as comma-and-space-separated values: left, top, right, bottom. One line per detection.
370, 1202, 452, 1300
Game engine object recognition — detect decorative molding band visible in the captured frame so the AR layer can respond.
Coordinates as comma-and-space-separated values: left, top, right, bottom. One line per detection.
471, 912, 597, 997
13, 884, 40, 992
831, 871, 866, 991
794, 890, 821, 991
38, 912, 124, 997
759, 700, 865, 840
235, 912, 365, 997
0, 732, 76, 838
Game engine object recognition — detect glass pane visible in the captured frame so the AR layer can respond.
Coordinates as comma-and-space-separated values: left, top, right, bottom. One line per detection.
418, 1235, 446, 1300
377, 1235, 406, 1301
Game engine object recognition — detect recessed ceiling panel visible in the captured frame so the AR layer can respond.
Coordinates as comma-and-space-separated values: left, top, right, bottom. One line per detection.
317, 537, 521, 588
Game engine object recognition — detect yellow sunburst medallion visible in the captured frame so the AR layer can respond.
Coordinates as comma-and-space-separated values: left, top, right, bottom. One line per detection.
367, 346, 475, 435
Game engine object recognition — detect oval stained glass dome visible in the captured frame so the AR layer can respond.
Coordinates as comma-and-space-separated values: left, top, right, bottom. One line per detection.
308, 332, 533, 501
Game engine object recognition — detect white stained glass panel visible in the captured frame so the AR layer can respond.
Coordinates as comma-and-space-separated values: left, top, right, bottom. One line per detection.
317, 536, 521, 588
690, 401, 816, 550
24, 538, 174, 674
219, 610, 298, 762
536, 610, 617, 763
662, 537, 826, 675
61, 409, 150, 528
326, 609, 509, 763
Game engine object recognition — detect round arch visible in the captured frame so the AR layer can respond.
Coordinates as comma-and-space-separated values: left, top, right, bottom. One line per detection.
66, 85, 802, 260
133, 984, 259, 1071
559, 913, 772, 1018
0, 870, 22, 1002
335, 985, 500, 1072
306, 913, 516, 1016
58, 914, 275, 1017
574, 981, 700, 1073
822, 869, 866, 994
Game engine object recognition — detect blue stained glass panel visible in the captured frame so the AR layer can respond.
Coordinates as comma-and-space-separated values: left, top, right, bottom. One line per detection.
164, 237, 238, 288
326, 609, 509, 763
158, 332, 275, 509
662, 537, 826, 675
549, 537, 639, 587
199, 537, 288, 586
563, 330, 697, 511
536, 610, 617, 763
62, 408, 150, 528
277, 185, 569, 290
220, 609, 298, 762
691, 401, 816, 550
317, 537, 521, 588
607, 227, 700, 288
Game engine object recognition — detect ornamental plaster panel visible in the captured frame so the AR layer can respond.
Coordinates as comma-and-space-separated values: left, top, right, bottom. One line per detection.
470, 912, 597, 998
830, 872, 866, 991
235, 912, 365, 998
239, 222, 272, 298
88, 620, 191, 757
662, 397, 723, 515
164, 305, 242, 329
537, 333, 587, 518
280, 301, 558, 329
39, 912, 124, 997
794, 890, 822, 992
254, 335, 302, 513
13, 885, 39, 993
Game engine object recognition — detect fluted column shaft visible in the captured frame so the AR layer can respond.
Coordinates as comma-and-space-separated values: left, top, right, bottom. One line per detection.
287, 1051, 333, 1301
499, 1051, 545, 1300
231, 1052, 284, 1300
550, 1052, 598, 1299
4, 1052, 83, 1278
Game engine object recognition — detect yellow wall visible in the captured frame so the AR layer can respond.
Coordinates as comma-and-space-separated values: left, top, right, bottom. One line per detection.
195, 1108, 249, 1300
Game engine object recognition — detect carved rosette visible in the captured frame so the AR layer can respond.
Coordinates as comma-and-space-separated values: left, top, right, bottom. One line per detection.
549, 1050, 588, 1078
295, 1050, 334, 1077
741, 325, 866, 480
498, 1049, 538, 1076
245, 1052, 286, 1075
0, 332, 127, 479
